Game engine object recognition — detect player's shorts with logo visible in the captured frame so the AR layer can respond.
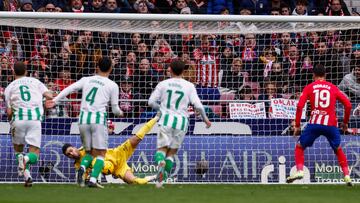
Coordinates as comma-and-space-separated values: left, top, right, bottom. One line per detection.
79, 124, 108, 150
299, 124, 341, 151
157, 126, 186, 149
11, 120, 42, 148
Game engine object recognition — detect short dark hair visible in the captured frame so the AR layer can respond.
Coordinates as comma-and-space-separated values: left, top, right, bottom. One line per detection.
170, 60, 186, 75
350, 58, 360, 70
62, 143, 72, 155
313, 64, 326, 77
98, 57, 112, 72
14, 61, 26, 76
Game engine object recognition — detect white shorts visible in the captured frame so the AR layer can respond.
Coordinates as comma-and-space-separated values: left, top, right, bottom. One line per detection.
11, 120, 42, 148
79, 124, 108, 151
157, 126, 186, 149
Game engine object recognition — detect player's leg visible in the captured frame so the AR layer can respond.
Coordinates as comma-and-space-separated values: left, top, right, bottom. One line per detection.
287, 124, 319, 183
122, 170, 156, 185
155, 126, 172, 187
163, 129, 186, 180
325, 126, 352, 186
11, 121, 26, 176
22, 121, 42, 187
130, 115, 159, 148
78, 125, 93, 187
88, 124, 108, 188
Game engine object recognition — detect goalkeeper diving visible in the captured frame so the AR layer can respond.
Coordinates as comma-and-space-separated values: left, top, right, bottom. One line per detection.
62, 116, 159, 185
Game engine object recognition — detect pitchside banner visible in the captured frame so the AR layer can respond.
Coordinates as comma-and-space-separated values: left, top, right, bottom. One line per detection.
270, 98, 306, 119
229, 102, 266, 119
1, 135, 360, 183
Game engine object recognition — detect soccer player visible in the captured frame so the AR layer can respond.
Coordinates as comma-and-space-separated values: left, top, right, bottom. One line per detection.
4, 61, 53, 187
49, 57, 123, 188
286, 65, 353, 186
62, 116, 159, 185
148, 60, 211, 187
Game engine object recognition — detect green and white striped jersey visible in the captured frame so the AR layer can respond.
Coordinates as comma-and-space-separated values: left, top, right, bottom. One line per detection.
4, 77, 48, 121
54, 75, 119, 125
149, 78, 204, 131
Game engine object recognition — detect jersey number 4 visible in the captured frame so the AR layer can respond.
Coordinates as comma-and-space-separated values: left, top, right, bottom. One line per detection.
85, 87, 98, 105
313, 89, 330, 108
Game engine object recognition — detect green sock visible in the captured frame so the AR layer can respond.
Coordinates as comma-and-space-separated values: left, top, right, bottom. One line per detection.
154, 151, 166, 165
165, 157, 174, 175
90, 157, 104, 179
26, 152, 38, 165
80, 153, 93, 169
15, 152, 21, 164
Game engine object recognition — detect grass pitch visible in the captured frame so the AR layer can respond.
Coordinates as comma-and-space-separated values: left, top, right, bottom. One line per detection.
0, 184, 359, 203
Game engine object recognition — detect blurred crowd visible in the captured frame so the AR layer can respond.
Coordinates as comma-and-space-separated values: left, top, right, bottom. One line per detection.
1, 0, 360, 119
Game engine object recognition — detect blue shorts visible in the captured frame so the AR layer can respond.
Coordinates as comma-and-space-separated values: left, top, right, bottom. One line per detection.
298, 124, 341, 151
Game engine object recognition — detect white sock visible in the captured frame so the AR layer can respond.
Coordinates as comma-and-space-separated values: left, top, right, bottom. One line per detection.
90, 177, 97, 183
24, 169, 31, 180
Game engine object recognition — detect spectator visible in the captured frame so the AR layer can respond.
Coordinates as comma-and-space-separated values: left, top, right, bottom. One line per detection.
239, 7, 252, 15
179, 52, 196, 83
259, 47, 277, 80
2, 0, 19, 11
339, 59, 360, 102
133, 58, 159, 116
238, 33, 259, 77
0, 55, 13, 87
275, 32, 293, 58
324, 0, 350, 16
109, 46, 123, 83
219, 43, 235, 75
94, 31, 119, 56
4, 33, 23, 62
207, 0, 233, 14
54, 68, 74, 91
69, 31, 102, 79
119, 76, 134, 117
270, 7, 280, 15
18, 0, 35, 12
190, 0, 207, 14
240, 0, 270, 15
122, 51, 137, 78
43, 3, 57, 12
268, 62, 288, 93
65, 0, 86, 12
312, 39, 331, 70
280, 3, 291, 15
292, 0, 308, 16
85, 0, 106, 12
258, 81, 282, 115
169, 0, 188, 14
221, 57, 244, 91
104, 0, 121, 13
126, 33, 142, 52
51, 48, 74, 79
136, 41, 151, 60
283, 45, 302, 87
133, 0, 159, 13
193, 35, 219, 87
236, 85, 256, 101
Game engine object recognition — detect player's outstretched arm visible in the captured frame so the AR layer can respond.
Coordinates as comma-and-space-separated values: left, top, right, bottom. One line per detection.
110, 84, 123, 117
53, 78, 85, 105
148, 82, 163, 111
190, 86, 211, 128
337, 89, 352, 132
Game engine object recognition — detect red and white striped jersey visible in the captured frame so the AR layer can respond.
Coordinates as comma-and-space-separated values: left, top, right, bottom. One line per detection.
194, 52, 219, 88
295, 80, 352, 127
